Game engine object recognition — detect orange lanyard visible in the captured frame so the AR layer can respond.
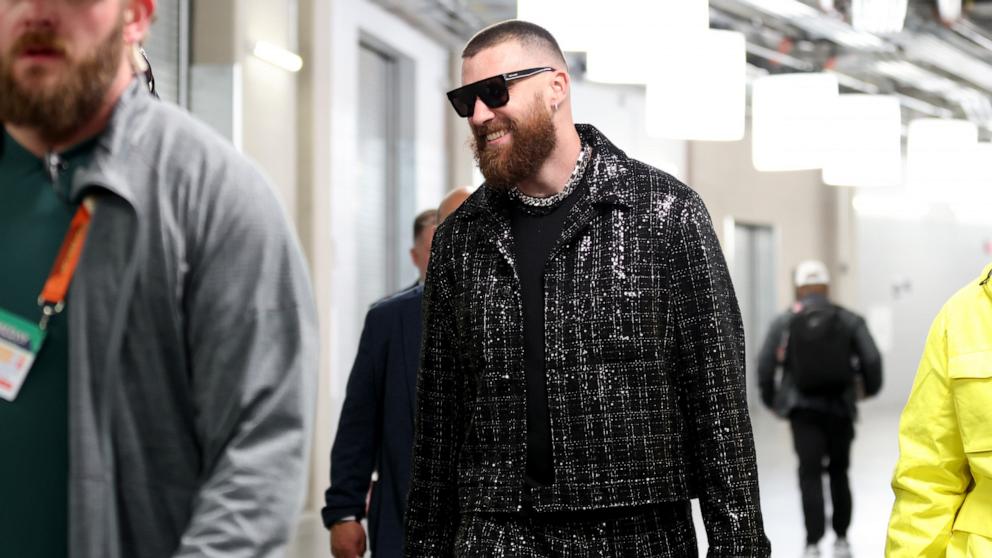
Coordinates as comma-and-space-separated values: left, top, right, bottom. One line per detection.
37, 203, 92, 330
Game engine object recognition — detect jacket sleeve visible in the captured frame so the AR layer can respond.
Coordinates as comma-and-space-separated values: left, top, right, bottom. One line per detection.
404, 235, 463, 557
670, 192, 770, 557
322, 307, 386, 526
757, 315, 786, 410
173, 167, 319, 558
886, 308, 970, 557
851, 316, 883, 397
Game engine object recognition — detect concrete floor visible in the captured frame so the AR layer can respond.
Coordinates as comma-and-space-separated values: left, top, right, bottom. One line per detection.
744, 402, 902, 558
288, 402, 904, 557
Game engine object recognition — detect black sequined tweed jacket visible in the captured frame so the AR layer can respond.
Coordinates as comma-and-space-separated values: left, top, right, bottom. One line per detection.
406, 125, 770, 556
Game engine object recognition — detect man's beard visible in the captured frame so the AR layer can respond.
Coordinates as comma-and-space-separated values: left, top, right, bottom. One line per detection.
471, 95, 557, 190
0, 20, 123, 145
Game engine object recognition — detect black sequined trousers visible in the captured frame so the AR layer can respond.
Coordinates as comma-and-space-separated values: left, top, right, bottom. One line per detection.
453, 503, 697, 557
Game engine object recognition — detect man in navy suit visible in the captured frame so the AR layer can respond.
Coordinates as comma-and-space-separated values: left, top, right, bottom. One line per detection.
324, 187, 472, 558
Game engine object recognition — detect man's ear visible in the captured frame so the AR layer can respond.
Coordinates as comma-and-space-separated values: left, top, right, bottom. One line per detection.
549, 69, 570, 109
123, 0, 155, 45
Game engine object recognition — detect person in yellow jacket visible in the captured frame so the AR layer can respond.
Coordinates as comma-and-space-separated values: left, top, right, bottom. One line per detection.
887, 264, 992, 557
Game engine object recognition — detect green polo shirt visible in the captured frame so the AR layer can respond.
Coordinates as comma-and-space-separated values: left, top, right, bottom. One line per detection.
0, 129, 95, 557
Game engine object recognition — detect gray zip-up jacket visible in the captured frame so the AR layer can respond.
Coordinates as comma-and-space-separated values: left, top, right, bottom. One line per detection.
59, 82, 318, 558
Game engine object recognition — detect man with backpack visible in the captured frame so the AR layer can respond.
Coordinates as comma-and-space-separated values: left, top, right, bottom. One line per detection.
758, 260, 883, 558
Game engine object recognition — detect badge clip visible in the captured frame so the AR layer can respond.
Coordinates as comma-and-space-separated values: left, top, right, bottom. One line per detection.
37, 299, 66, 331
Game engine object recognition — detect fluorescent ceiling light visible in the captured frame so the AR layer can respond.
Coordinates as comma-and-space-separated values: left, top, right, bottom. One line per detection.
851, 0, 908, 34
516, 0, 598, 52
252, 41, 303, 72
823, 95, 902, 187
645, 30, 746, 141
751, 72, 840, 171
937, 0, 962, 23
585, 1, 710, 84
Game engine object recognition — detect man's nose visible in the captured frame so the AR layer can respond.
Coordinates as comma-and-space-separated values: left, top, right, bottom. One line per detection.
469, 97, 494, 127
21, 0, 59, 30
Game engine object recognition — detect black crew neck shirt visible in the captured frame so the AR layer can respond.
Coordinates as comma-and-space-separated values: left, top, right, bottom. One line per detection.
507, 183, 586, 488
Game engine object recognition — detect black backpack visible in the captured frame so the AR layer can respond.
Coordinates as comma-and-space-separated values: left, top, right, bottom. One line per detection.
786, 305, 856, 396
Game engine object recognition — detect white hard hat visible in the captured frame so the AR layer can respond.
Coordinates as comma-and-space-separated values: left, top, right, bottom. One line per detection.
794, 260, 830, 287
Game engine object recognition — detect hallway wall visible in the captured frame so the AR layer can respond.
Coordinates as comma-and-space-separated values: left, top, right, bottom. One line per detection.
857, 214, 992, 409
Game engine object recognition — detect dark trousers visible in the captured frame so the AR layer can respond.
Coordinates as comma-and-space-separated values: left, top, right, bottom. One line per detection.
790, 409, 855, 544
453, 502, 697, 557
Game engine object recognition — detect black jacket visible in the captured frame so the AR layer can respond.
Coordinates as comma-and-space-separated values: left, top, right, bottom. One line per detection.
405, 125, 769, 556
323, 285, 423, 556
756, 294, 883, 419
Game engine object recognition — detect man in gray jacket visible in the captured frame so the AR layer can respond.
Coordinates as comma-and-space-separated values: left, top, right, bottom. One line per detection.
0, 1, 318, 557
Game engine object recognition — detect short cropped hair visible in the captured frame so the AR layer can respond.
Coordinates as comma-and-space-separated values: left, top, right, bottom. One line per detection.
413, 209, 438, 241
462, 19, 567, 69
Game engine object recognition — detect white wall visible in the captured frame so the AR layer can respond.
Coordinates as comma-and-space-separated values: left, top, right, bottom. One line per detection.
571, 80, 688, 182
189, 0, 300, 220
691, 131, 843, 311
857, 211, 992, 409
241, 0, 300, 220
304, 0, 450, 517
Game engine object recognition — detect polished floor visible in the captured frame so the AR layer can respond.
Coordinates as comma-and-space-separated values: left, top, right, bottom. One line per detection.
737, 402, 901, 557
289, 402, 904, 557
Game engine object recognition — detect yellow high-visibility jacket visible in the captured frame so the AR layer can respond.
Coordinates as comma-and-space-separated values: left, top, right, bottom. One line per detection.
887, 264, 992, 557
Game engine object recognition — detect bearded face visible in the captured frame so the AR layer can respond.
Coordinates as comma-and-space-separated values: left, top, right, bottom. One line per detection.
471, 93, 557, 190
0, 15, 124, 144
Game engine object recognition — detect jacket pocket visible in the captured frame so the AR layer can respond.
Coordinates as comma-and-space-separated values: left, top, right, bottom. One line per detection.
948, 352, 992, 454
953, 480, 992, 540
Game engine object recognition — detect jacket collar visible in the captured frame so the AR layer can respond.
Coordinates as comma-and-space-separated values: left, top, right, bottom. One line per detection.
980, 263, 992, 300
459, 124, 635, 221
68, 80, 149, 206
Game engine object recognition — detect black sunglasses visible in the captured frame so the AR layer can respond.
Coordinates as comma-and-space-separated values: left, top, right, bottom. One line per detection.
446, 67, 554, 118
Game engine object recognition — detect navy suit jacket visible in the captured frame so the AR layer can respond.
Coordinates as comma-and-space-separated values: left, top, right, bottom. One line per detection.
322, 285, 422, 556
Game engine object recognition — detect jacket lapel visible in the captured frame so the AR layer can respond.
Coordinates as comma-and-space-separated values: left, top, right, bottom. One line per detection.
549, 129, 634, 262
463, 187, 520, 279
549, 194, 601, 262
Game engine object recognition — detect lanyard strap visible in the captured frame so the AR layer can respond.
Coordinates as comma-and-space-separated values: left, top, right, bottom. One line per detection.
37, 203, 92, 330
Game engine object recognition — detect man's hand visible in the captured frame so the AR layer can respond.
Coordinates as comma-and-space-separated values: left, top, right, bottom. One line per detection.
330, 521, 366, 558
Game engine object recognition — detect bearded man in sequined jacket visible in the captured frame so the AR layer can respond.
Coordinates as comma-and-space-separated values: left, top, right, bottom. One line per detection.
404, 19, 770, 558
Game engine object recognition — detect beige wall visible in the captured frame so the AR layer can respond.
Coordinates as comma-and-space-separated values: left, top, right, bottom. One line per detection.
190, 0, 300, 222
241, 0, 300, 222
689, 130, 852, 310
301, 0, 451, 519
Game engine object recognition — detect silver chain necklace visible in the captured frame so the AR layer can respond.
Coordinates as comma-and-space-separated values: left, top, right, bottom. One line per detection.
510, 144, 591, 207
